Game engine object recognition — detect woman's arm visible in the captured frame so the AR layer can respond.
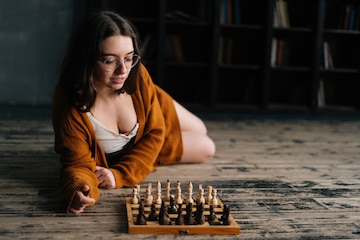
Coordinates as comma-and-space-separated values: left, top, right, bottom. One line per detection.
52, 86, 100, 213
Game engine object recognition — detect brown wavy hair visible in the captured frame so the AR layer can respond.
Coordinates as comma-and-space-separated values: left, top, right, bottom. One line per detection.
58, 11, 140, 111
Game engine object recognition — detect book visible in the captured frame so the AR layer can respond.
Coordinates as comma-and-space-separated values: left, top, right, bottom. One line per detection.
218, 37, 233, 64
323, 41, 333, 69
273, 7, 279, 27
275, 0, 290, 28
318, 79, 326, 107
220, 0, 227, 24
276, 39, 286, 66
169, 35, 184, 62
270, 38, 278, 66
233, 0, 241, 24
348, 4, 356, 30
282, 0, 291, 27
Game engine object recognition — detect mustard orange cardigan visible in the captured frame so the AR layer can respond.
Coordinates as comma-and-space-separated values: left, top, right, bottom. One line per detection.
52, 64, 183, 212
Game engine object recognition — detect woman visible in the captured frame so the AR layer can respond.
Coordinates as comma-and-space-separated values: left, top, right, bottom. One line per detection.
52, 11, 215, 214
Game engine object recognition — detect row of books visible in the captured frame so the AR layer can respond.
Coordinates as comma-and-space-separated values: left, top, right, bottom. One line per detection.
270, 38, 289, 67
273, 0, 290, 28
220, 0, 241, 25
338, 3, 360, 30
271, 38, 335, 69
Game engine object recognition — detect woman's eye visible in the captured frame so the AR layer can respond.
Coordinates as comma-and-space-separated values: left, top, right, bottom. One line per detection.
124, 57, 133, 63
102, 58, 116, 64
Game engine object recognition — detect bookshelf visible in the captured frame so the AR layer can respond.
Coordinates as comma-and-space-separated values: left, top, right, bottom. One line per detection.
320, 0, 360, 110
86, 0, 360, 112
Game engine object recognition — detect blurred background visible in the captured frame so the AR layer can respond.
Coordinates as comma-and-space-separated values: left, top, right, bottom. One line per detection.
1, 0, 359, 114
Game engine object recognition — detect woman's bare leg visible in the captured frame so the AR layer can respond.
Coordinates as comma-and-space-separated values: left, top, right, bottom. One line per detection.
173, 100, 215, 163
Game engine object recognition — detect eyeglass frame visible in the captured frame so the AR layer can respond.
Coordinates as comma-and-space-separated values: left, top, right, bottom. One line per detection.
97, 54, 141, 72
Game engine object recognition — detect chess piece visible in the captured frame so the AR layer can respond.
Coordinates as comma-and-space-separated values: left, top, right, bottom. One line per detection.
206, 185, 212, 203
136, 201, 146, 225
144, 187, 153, 206
221, 205, 231, 225
168, 195, 177, 214
197, 188, 205, 204
155, 181, 162, 204
165, 179, 171, 201
188, 182, 193, 191
210, 189, 218, 206
148, 203, 158, 221
208, 205, 216, 222
186, 182, 194, 204
175, 182, 183, 204
196, 202, 205, 225
158, 200, 171, 225
136, 184, 141, 200
185, 202, 195, 225
175, 204, 184, 225
131, 187, 139, 204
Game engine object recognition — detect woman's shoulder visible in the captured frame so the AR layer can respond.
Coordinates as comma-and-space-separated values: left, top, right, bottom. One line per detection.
136, 63, 153, 85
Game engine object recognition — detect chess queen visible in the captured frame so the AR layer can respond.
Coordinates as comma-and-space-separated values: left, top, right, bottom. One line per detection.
52, 11, 216, 214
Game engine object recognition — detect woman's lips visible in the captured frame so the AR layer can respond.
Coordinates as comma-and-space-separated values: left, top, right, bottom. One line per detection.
111, 77, 125, 84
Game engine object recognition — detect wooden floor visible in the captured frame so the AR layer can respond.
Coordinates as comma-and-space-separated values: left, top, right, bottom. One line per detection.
1, 106, 360, 239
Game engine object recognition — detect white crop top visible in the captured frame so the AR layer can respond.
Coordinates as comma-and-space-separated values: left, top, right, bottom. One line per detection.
87, 112, 139, 154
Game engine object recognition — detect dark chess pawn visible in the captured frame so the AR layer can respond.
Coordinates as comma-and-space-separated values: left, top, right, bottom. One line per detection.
159, 200, 171, 225
168, 196, 177, 214
148, 203, 158, 221
185, 202, 195, 225
136, 201, 147, 225
221, 204, 231, 225
175, 204, 184, 225
196, 202, 205, 225
207, 205, 216, 222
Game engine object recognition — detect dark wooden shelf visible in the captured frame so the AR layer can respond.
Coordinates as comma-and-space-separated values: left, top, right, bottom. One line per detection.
93, 0, 360, 112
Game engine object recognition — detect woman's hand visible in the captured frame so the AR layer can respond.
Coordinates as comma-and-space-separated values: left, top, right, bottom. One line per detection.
95, 166, 116, 189
68, 185, 95, 214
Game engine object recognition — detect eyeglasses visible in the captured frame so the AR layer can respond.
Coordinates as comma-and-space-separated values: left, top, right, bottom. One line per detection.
98, 54, 141, 71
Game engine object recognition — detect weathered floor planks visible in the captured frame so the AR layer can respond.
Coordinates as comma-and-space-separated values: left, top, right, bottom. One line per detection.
0, 107, 360, 239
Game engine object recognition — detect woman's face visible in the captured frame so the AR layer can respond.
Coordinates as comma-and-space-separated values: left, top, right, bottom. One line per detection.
94, 35, 134, 93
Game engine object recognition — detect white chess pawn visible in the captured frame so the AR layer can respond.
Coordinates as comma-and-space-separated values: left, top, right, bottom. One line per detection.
198, 188, 205, 204
186, 188, 194, 204
210, 189, 218, 206
131, 187, 139, 204
144, 187, 153, 206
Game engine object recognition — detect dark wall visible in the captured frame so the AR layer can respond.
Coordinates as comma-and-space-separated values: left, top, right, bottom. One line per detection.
0, 0, 73, 105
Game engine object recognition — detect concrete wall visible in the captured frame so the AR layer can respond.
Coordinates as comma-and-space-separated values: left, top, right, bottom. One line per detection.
0, 0, 73, 105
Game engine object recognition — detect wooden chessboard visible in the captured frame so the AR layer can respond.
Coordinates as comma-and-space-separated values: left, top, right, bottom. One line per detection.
126, 197, 240, 235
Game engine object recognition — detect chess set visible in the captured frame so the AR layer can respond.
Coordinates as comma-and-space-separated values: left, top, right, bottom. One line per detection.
126, 180, 240, 235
